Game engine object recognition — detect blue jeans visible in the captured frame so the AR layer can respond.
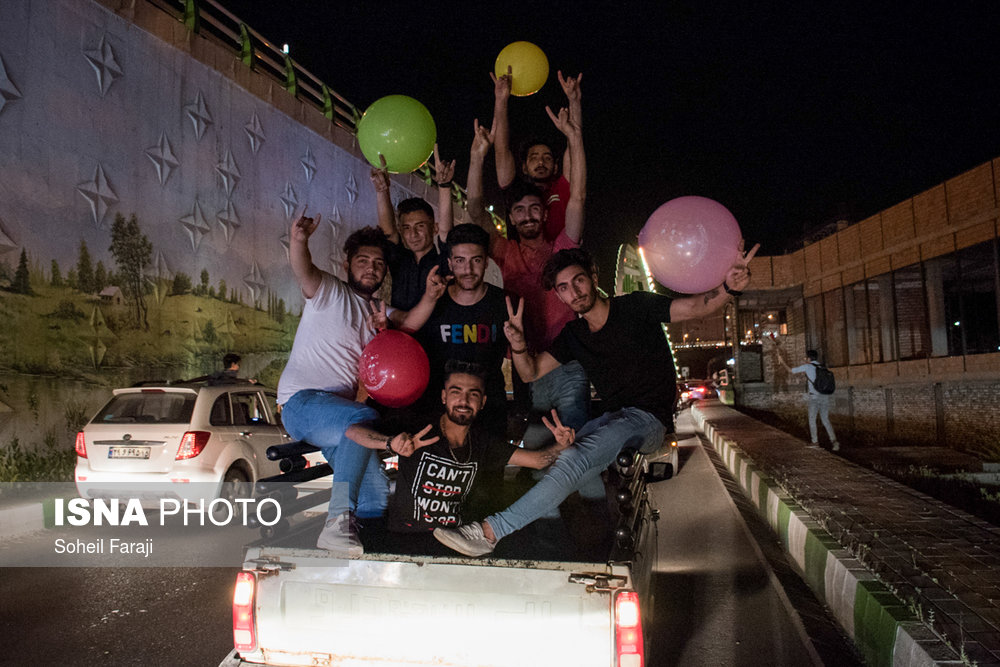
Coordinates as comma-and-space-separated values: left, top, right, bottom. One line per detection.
281, 389, 389, 519
520, 361, 603, 505
488, 407, 665, 541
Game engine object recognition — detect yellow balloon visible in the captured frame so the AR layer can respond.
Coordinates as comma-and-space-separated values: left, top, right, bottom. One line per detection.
495, 41, 549, 97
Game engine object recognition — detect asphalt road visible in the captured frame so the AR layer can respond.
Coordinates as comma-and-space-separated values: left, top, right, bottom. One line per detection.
0, 410, 861, 666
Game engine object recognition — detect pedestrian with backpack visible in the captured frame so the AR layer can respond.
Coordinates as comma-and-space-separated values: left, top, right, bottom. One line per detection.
780, 349, 840, 451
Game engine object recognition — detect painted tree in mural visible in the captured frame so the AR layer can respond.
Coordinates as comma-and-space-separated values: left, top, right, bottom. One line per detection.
50, 260, 63, 287
76, 240, 94, 294
109, 213, 153, 330
12, 249, 32, 295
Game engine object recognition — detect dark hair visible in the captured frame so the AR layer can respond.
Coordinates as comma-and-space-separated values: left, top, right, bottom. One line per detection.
518, 137, 559, 166
397, 197, 434, 220
446, 223, 490, 252
343, 227, 388, 262
806, 349, 819, 361
504, 180, 546, 212
223, 353, 241, 368
542, 248, 598, 290
443, 359, 487, 385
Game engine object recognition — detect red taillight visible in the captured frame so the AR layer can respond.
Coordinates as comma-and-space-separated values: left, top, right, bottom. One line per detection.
233, 571, 256, 652
176, 431, 211, 460
615, 591, 644, 667
75, 431, 88, 458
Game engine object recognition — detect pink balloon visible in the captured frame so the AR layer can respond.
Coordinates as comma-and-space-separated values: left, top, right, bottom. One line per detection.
638, 196, 743, 294
359, 330, 430, 408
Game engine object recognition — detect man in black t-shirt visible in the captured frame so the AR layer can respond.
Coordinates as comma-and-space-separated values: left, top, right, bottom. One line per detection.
415, 224, 512, 432
390, 360, 574, 533
435, 246, 756, 557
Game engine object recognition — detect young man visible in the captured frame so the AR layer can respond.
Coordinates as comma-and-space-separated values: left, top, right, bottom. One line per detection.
434, 246, 755, 557
491, 67, 582, 242
780, 349, 840, 451
389, 360, 573, 534
372, 147, 456, 310
467, 87, 590, 464
277, 211, 445, 556
415, 223, 511, 433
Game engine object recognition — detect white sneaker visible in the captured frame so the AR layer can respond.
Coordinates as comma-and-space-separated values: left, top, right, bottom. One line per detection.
832, 441, 841, 452
433, 522, 496, 557
317, 511, 363, 558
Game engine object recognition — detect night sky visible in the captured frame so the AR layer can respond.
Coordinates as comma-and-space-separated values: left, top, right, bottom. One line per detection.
217, 1, 1000, 285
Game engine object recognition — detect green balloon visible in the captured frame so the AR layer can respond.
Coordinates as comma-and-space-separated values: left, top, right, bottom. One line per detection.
357, 95, 437, 174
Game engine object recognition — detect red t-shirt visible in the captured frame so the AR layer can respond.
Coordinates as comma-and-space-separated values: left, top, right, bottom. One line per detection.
491, 231, 578, 352
541, 175, 570, 242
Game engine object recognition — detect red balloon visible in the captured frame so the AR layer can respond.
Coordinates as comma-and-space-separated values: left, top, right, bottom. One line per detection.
359, 330, 430, 408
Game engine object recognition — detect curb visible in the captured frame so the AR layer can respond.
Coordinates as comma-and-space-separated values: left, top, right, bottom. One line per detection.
691, 404, 961, 667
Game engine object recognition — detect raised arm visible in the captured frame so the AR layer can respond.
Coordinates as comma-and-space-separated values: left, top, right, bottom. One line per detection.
669, 244, 759, 321
370, 155, 399, 244
546, 104, 585, 244
491, 66, 516, 189
557, 71, 583, 182
503, 296, 562, 382
433, 144, 456, 243
466, 118, 499, 237
388, 265, 449, 332
290, 209, 323, 299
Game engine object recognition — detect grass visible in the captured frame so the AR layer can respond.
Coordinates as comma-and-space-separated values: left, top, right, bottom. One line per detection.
0, 436, 76, 482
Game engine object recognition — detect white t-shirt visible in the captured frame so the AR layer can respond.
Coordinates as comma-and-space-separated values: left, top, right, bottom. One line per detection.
277, 272, 384, 405
790, 361, 820, 395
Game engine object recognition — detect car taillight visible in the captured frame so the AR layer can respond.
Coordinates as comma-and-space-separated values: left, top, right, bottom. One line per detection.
75, 431, 87, 458
233, 571, 256, 652
176, 431, 211, 460
615, 590, 644, 667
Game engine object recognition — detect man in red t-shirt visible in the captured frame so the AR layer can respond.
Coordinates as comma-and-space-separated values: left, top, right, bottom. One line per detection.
491, 67, 582, 243
465, 87, 598, 505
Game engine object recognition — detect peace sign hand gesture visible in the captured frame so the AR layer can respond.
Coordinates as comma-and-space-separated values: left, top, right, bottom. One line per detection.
368, 299, 389, 332
391, 424, 440, 457
503, 296, 526, 351
541, 409, 575, 451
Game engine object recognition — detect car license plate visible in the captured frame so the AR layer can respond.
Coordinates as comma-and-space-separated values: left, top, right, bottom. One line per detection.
108, 446, 151, 459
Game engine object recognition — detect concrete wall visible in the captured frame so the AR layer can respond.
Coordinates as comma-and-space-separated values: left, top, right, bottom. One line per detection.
0, 0, 436, 448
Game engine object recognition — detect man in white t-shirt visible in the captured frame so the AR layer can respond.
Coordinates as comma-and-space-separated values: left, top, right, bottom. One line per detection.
277, 211, 445, 556
780, 349, 840, 451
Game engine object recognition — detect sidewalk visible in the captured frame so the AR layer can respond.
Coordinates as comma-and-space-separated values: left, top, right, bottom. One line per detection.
693, 400, 1000, 667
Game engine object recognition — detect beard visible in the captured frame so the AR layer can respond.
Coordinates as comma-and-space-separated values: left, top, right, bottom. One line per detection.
569, 291, 597, 314
446, 406, 475, 426
347, 272, 381, 296
515, 218, 543, 240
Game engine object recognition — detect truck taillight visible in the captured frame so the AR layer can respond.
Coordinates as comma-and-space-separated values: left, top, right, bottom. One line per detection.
75, 432, 88, 458
615, 590, 644, 667
176, 431, 210, 460
233, 571, 256, 652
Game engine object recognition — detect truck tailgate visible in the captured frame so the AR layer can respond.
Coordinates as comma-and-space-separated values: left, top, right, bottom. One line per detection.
240, 548, 626, 667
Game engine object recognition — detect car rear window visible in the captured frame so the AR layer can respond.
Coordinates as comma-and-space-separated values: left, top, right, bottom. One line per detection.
94, 392, 197, 424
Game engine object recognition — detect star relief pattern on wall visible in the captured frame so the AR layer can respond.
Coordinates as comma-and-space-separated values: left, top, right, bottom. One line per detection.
146, 251, 173, 305
0, 54, 22, 114
145, 131, 179, 186
217, 200, 241, 244
243, 261, 266, 304
0, 218, 16, 257
185, 91, 212, 141
245, 111, 265, 154
301, 146, 317, 183
83, 34, 123, 97
279, 182, 298, 219
77, 164, 119, 229
345, 172, 358, 205
179, 199, 212, 252
216, 149, 241, 197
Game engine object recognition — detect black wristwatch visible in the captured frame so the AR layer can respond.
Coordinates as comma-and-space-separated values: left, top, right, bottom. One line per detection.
723, 281, 743, 297
385, 435, 396, 455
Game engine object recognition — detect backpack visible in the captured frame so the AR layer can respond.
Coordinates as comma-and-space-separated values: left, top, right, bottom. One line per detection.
810, 363, 836, 395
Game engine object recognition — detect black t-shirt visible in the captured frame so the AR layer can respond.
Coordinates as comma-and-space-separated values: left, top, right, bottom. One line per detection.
549, 291, 677, 428
416, 284, 510, 426
388, 420, 516, 533
386, 241, 444, 311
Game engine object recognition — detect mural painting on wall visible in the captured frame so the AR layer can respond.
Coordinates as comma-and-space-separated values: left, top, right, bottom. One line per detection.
0, 1, 424, 465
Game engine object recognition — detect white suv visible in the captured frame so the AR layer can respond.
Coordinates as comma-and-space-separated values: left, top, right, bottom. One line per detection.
74, 381, 295, 503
